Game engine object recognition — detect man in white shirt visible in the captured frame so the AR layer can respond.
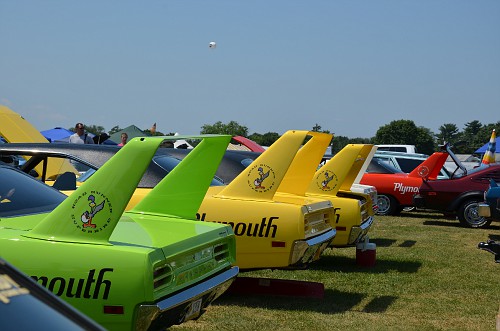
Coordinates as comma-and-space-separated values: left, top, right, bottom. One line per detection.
69, 123, 94, 144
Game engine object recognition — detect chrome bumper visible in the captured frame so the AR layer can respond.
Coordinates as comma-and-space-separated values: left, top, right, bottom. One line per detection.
289, 229, 336, 268
135, 266, 239, 331
348, 216, 374, 245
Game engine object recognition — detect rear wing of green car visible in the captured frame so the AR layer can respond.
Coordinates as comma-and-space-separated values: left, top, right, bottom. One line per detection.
26, 135, 231, 245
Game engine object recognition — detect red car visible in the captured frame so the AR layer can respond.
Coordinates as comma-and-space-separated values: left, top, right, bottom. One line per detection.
360, 151, 448, 215
414, 144, 500, 228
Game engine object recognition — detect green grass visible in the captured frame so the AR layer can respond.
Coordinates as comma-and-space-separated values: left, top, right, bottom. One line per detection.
172, 212, 500, 331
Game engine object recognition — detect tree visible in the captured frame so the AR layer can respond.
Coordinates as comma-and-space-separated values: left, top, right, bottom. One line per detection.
414, 126, 437, 155
374, 120, 436, 154
456, 120, 483, 153
436, 123, 459, 145
248, 132, 280, 147
201, 121, 248, 137
331, 135, 350, 154
108, 126, 122, 135
312, 124, 322, 132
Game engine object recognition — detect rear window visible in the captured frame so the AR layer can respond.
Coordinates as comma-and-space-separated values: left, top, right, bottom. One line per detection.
366, 160, 403, 174
0, 167, 65, 217
396, 158, 424, 173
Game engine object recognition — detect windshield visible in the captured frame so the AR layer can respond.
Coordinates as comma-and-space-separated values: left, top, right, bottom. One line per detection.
0, 259, 104, 331
0, 167, 66, 217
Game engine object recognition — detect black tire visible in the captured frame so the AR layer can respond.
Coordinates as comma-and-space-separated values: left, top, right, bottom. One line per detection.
376, 194, 399, 216
457, 199, 492, 228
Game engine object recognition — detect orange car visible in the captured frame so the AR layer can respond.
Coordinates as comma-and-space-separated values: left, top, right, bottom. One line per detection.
359, 151, 448, 215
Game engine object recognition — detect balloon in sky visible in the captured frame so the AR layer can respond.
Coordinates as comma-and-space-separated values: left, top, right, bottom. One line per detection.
208, 41, 216, 49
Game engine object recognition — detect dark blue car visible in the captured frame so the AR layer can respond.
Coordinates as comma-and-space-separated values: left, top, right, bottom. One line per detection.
478, 179, 500, 221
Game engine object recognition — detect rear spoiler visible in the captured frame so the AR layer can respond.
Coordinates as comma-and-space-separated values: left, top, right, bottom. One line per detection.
25, 135, 231, 245
408, 151, 448, 180
218, 130, 310, 201
308, 144, 374, 196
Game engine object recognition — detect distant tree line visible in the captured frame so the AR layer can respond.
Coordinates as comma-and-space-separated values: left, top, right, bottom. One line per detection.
80, 119, 498, 156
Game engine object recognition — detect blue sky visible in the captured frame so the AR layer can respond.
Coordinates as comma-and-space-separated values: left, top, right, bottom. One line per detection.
1, 1, 499, 138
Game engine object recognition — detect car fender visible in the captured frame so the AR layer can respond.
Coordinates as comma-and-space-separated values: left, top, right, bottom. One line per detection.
449, 190, 485, 211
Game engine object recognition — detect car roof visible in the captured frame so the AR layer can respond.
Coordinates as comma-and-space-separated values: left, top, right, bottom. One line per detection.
374, 151, 429, 158
147, 148, 261, 184
0, 143, 170, 188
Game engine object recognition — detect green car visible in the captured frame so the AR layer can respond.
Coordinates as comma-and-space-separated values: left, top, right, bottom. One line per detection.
0, 135, 238, 331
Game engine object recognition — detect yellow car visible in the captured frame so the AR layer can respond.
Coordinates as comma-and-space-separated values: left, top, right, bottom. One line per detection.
0, 109, 337, 271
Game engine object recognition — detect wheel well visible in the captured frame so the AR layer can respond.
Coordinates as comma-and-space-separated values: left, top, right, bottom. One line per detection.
449, 191, 484, 211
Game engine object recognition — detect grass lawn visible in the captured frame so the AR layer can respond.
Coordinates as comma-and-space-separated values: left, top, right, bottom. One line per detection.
172, 211, 500, 331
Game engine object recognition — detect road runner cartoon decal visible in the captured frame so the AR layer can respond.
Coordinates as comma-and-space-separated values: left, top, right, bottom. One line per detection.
315, 170, 339, 192
71, 191, 112, 233
247, 164, 276, 192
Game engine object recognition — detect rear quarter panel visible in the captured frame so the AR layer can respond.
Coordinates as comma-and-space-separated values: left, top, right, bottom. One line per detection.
361, 173, 421, 206
196, 195, 305, 269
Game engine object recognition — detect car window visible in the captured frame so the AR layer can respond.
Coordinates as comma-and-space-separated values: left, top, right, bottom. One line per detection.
366, 159, 403, 174
240, 158, 255, 168
0, 167, 66, 217
373, 156, 398, 169
395, 158, 424, 173
153, 155, 225, 186
0, 259, 104, 331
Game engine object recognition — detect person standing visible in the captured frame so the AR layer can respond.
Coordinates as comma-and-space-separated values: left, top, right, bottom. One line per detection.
117, 133, 128, 146
69, 123, 94, 144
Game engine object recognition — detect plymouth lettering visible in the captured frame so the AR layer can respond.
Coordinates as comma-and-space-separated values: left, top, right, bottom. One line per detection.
31, 268, 113, 300
197, 213, 278, 238
393, 183, 419, 195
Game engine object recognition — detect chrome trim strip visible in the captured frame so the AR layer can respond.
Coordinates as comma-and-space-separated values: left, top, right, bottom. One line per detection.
360, 216, 374, 230
156, 266, 239, 311
305, 229, 336, 246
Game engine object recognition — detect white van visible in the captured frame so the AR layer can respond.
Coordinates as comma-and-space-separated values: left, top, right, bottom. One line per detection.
375, 144, 417, 154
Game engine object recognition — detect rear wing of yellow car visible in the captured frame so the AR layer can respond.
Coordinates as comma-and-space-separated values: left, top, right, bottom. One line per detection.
309, 144, 375, 196
273, 130, 375, 198
351, 145, 378, 187
276, 131, 333, 196
340, 145, 377, 191
26, 135, 231, 245
217, 130, 311, 201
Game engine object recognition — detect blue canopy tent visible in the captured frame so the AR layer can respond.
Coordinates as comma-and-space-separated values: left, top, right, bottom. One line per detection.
41, 127, 117, 145
41, 127, 73, 142
475, 137, 500, 154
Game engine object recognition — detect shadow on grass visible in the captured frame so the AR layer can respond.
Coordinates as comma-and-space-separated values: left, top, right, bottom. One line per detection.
363, 295, 397, 313
310, 255, 421, 274
423, 220, 500, 230
488, 234, 500, 241
216, 289, 397, 314
369, 238, 416, 248
398, 211, 445, 219
369, 238, 397, 247
422, 219, 463, 228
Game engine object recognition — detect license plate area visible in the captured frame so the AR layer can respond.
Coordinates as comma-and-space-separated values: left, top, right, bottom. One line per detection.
185, 298, 202, 320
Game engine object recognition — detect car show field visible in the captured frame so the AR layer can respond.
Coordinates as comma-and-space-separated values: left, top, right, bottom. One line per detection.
171, 211, 500, 331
